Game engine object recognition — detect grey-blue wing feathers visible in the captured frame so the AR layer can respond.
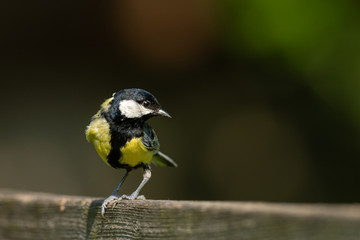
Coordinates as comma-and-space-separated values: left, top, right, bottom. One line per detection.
142, 123, 160, 150
142, 123, 177, 168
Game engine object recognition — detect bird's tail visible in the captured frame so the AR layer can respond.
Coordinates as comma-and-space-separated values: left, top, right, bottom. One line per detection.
152, 151, 178, 167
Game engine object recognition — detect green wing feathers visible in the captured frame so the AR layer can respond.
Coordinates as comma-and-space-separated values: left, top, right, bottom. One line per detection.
152, 151, 178, 168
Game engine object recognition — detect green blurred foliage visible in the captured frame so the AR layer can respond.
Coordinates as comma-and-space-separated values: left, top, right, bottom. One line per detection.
224, 0, 360, 124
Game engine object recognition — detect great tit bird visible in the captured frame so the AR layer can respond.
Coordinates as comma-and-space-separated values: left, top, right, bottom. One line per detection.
85, 88, 177, 216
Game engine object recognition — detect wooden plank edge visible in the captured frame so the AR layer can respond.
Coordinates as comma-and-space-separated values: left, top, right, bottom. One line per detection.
1, 188, 360, 220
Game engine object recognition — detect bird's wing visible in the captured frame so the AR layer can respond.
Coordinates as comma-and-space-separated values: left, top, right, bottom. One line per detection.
142, 123, 177, 168
142, 123, 160, 151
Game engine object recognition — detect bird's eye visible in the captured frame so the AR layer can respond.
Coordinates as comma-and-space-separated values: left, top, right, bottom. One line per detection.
142, 100, 151, 107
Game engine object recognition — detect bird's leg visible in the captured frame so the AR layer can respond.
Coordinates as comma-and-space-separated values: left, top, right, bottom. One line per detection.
101, 170, 129, 217
121, 164, 151, 200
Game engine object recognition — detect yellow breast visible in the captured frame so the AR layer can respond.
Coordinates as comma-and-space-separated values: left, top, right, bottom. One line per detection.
120, 137, 154, 167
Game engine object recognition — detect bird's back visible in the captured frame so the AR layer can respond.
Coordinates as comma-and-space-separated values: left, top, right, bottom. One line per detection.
86, 116, 112, 166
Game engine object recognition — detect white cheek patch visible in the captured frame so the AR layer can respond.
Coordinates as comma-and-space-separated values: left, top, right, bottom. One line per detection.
119, 100, 154, 118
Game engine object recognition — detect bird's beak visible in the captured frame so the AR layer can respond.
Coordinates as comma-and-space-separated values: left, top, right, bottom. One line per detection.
157, 109, 172, 118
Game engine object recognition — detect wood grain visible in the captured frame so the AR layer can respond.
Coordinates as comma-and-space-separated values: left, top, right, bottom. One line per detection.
0, 189, 360, 239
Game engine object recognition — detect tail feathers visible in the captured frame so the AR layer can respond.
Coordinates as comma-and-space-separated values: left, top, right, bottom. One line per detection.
152, 151, 178, 168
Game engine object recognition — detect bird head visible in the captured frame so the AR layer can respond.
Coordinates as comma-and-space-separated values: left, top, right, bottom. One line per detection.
106, 88, 171, 123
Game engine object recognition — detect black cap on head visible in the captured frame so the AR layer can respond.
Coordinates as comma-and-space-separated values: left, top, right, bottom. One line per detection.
108, 88, 170, 122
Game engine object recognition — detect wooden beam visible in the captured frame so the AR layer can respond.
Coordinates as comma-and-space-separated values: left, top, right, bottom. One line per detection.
0, 189, 360, 239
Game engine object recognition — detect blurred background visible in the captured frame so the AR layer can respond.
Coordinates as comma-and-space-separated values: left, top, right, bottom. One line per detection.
1, 0, 360, 203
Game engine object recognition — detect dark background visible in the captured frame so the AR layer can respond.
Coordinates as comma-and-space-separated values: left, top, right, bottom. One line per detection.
1, 0, 360, 202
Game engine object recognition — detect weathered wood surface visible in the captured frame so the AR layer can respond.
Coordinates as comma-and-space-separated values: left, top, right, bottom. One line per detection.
0, 189, 360, 239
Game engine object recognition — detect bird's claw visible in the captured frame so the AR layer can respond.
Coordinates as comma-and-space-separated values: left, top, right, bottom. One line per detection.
119, 194, 146, 200
136, 195, 146, 200
101, 195, 119, 217
102, 194, 147, 216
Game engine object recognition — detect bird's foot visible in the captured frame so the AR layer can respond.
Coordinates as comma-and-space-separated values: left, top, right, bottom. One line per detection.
101, 194, 120, 217
120, 194, 146, 200
108, 194, 146, 208
136, 195, 146, 200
